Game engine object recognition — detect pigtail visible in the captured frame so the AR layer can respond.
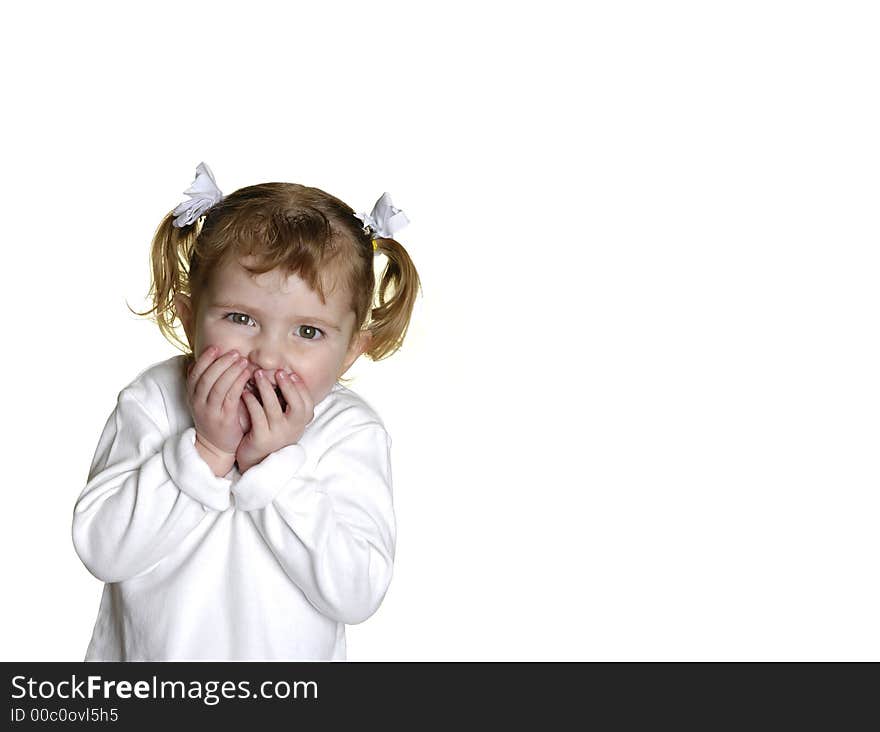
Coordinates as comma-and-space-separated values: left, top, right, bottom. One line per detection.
366, 237, 422, 361
127, 211, 199, 355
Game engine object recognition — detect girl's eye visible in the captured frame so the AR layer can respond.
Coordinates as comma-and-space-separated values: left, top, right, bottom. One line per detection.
297, 325, 325, 340
225, 312, 255, 327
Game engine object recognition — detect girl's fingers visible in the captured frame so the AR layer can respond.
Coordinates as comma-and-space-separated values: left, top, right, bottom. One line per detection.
297, 376, 314, 416
194, 350, 241, 403
208, 357, 248, 409
255, 371, 283, 421
276, 371, 302, 414
241, 390, 268, 433
187, 346, 219, 394
226, 365, 252, 408
277, 371, 313, 420
238, 398, 252, 433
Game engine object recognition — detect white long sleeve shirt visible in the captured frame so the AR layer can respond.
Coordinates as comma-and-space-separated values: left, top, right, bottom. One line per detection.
72, 355, 395, 661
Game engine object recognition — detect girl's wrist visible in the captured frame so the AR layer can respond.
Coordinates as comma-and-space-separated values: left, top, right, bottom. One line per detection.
194, 433, 236, 476
235, 454, 259, 474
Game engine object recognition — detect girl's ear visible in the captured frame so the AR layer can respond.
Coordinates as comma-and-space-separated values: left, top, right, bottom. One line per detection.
174, 294, 195, 349
339, 330, 372, 377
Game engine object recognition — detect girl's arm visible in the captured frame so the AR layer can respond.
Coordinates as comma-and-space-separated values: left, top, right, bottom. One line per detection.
231, 422, 396, 625
72, 384, 232, 583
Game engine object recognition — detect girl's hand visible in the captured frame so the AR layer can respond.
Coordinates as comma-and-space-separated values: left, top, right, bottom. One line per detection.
186, 346, 252, 457
235, 369, 314, 473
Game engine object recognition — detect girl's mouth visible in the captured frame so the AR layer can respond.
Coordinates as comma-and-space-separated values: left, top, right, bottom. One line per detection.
245, 379, 288, 411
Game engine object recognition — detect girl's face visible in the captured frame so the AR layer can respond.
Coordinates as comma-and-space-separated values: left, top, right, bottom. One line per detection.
176, 256, 369, 410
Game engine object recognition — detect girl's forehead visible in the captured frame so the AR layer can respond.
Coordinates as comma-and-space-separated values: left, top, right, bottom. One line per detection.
210, 256, 348, 309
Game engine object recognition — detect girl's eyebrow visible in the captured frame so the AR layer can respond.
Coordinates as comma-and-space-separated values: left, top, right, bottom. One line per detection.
212, 302, 341, 331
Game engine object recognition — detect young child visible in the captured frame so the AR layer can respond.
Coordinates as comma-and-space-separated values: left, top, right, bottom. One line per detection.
72, 163, 420, 661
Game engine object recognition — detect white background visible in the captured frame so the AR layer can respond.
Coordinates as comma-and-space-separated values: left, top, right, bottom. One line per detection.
2, 1, 878, 660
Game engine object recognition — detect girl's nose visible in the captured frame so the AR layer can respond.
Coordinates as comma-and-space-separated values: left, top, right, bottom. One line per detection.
248, 341, 285, 373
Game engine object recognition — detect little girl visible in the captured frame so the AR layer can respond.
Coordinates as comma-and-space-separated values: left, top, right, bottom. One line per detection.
72, 163, 420, 661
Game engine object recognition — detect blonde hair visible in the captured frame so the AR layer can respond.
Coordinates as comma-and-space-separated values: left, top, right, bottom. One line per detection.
130, 181, 421, 383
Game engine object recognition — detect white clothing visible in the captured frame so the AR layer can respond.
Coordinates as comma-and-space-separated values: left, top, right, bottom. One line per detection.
72, 355, 395, 661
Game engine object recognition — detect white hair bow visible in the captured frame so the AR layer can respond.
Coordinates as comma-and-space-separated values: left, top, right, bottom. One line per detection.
172, 162, 224, 228
355, 192, 410, 240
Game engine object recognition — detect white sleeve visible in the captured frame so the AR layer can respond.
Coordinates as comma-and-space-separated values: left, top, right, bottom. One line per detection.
72, 388, 233, 583
231, 423, 396, 625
